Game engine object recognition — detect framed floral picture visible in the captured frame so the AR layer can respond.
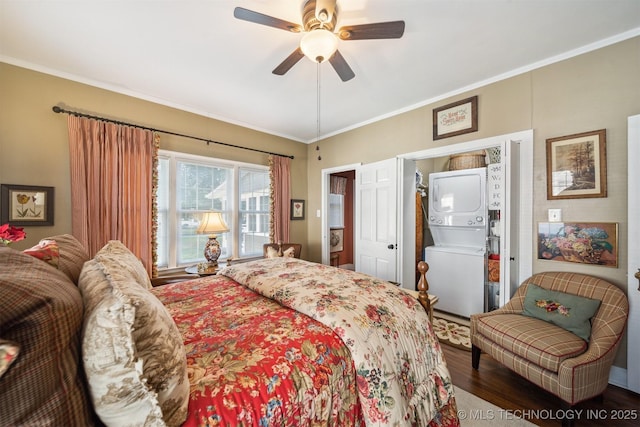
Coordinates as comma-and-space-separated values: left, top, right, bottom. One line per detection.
330, 228, 344, 252
290, 199, 305, 220
537, 222, 617, 267
1, 184, 54, 226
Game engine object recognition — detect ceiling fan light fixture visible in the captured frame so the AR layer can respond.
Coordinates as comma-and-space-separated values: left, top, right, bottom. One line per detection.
300, 29, 338, 63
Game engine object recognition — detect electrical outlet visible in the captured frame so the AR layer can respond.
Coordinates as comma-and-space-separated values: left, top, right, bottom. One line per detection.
548, 209, 562, 222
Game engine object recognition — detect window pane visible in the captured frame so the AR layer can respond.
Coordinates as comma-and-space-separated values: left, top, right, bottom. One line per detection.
329, 194, 345, 228
177, 160, 232, 265
239, 168, 270, 257
156, 158, 169, 268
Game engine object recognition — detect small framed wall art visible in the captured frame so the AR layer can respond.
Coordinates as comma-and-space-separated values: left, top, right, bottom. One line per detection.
546, 129, 607, 200
330, 228, 344, 252
1, 184, 54, 226
432, 96, 478, 140
290, 199, 305, 220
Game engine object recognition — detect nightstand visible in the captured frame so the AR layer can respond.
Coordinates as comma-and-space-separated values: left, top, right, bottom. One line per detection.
185, 262, 226, 276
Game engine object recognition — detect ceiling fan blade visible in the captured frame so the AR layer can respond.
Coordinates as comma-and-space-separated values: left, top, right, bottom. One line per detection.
329, 50, 355, 82
272, 48, 305, 75
338, 20, 405, 40
234, 7, 302, 33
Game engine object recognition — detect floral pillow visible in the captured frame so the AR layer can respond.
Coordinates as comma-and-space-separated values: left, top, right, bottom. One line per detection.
522, 283, 601, 341
23, 239, 60, 268
0, 339, 19, 379
266, 246, 281, 258
282, 246, 296, 258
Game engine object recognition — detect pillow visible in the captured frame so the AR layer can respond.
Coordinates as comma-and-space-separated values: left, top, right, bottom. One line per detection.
23, 239, 60, 268
266, 245, 281, 258
94, 240, 152, 289
522, 283, 601, 341
43, 234, 90, 284
0, 247, 94, 426
0, 339, 20, 378
79, 250, 189, 426
282, 246, 296, 258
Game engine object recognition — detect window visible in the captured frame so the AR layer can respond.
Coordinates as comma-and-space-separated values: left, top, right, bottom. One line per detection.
328, 193, 345, 228
157, 150, 270, 269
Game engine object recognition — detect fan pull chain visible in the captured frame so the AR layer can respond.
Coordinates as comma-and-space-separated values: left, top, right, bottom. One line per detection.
316, 61, 322, 160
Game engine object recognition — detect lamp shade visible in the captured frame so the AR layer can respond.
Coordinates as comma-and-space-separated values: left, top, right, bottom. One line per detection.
300, 28, 338, 63
197, 211, 229, 236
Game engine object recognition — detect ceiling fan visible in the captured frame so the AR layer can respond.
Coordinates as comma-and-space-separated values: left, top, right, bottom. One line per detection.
233, 0, 405, 82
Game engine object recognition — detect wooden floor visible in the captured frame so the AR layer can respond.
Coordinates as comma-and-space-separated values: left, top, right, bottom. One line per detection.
442, 344, 640, 426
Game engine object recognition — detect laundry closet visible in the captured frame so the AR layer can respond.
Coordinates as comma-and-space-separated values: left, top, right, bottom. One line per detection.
416, 148, 503, 318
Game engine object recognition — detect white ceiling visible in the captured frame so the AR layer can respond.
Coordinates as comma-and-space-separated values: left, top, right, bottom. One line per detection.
1, 1, 639, 143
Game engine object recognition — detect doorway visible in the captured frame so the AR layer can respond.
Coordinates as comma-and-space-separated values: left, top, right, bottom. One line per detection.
321, 130, 533, 299
398, 130, 533, 298
321, 163, 360, 265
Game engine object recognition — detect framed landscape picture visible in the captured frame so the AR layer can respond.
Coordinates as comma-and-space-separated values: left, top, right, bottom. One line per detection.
546, 129, 607, 200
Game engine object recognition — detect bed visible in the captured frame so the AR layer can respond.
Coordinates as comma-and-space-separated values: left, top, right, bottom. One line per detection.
0, 236, 459, 427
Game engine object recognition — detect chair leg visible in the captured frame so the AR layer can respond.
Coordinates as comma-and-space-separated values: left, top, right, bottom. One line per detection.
471, 344, 481, 369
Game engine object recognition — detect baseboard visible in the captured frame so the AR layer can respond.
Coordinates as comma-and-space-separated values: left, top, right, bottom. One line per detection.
609, 366, 628, 389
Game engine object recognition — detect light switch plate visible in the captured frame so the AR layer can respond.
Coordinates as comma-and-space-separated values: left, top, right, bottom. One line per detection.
548, 209, 562, 222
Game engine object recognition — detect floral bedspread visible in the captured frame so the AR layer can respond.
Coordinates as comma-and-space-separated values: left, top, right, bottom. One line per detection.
153, 274, 364, 427
220, 258, 457, 427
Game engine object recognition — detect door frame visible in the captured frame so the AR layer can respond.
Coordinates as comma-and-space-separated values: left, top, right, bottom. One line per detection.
321, 130, 534, 293
398, 130, 534, 294
627, 114, 639, 393
321, 163, 361, 265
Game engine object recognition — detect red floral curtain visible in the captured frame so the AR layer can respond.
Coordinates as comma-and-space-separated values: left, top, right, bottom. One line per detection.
67, 115, 158, 276
269, 155, 291, 243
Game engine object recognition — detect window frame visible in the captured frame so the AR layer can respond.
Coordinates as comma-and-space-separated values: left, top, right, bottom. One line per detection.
157, 149, 269, 270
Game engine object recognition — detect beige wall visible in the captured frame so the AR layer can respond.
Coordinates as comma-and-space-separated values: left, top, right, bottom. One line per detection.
0, 63, 309, 256
306, 37, 638, 284
305, 37, 639, 368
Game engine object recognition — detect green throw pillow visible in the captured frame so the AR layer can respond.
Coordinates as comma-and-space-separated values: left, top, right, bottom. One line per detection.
522, 283, 601, 341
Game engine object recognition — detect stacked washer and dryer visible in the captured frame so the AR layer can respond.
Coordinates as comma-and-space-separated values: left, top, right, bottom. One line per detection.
424, 167, 488, 318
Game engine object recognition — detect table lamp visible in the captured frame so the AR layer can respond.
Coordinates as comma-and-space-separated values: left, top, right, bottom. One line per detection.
196, 211, 229, 266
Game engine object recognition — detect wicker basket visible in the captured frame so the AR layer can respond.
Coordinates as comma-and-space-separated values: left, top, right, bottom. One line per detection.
448, 151, 487, 170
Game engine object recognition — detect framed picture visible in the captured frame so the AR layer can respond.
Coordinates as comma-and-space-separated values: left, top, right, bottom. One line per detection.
432, 95, 478, 140
1, 184, 54, 226
546, 129, 607, 199
290, 199, 305, 220
330, 228, 344, 252
537, 222, 617, 267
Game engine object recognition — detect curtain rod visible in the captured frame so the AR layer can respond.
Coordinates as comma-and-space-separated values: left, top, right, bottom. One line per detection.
52, 105, 294, 159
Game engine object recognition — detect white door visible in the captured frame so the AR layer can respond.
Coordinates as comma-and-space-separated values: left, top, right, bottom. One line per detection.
627, 114, 640, 393
355, 158, 398, 283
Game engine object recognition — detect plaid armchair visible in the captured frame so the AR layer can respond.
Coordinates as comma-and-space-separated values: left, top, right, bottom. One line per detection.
471, 272, 628, 408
